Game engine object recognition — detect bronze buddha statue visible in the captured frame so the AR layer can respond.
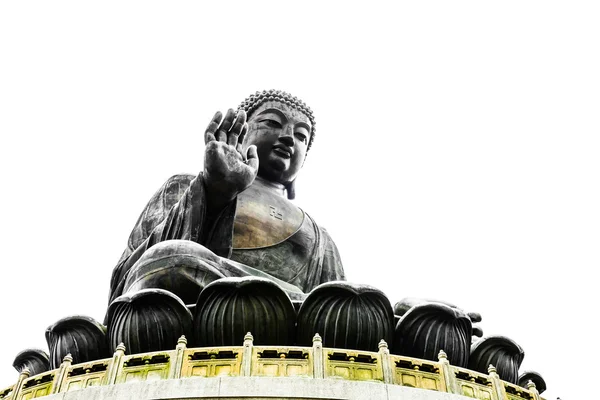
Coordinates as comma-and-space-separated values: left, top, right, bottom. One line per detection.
10, 91, 543, 391
108, 90, 345, 308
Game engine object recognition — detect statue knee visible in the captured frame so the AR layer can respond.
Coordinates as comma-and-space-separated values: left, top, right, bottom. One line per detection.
123, 240, 226, 305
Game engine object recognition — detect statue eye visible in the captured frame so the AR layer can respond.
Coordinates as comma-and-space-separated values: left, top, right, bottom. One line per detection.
294, 132, 307, 144
260, 118, 282, 128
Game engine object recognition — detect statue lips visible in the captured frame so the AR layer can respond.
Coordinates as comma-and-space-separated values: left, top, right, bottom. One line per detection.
272, 144, 293, 159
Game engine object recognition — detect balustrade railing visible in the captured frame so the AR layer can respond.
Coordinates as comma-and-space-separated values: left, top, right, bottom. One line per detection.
0, 334, 544, 400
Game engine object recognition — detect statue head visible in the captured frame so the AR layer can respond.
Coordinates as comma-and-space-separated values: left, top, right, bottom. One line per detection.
238, 90, 315, 199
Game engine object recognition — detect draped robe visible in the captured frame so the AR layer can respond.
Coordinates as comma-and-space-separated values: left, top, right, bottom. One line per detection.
109, 174, 345, 306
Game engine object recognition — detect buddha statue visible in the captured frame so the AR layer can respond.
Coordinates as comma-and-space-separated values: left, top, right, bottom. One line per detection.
108, 90, 345, 307
19, 91, 543, 389
103, 90, 391, 353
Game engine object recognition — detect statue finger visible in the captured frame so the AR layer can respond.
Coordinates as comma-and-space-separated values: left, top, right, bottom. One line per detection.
236, 125, 248, 161
231, 109, 247, 129
237, 123, 248, 146
227, 122, 243, 147
246, 145, 259, 171
204, 111, 222, 143
229, 118, 248, 146
216, 109, 235, 142
226, 110, 247, 146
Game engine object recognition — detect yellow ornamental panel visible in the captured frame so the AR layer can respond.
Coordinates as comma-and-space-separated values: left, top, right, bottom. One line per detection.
422, 377, 438, 391
181, 348, 240, 378
33, 387, 48, 398
66, 380, 83, 392
480, 390, 492, 400
401, 374, 417, 387
124, 371, 144, 383
214, 364, 233, 376
259, 363, 280, 376
355, 368, 374, 380
191, 365, 208, 377
85, 377, 101, 387
252, 347, 311, 378
147, 369, 164, 381
325, 350, 382, 382
462, 384, 476, 398
333, 366, 350, 379
285, 364, 306, 376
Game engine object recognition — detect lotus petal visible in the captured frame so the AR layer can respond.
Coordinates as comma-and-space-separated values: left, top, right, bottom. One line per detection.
107, 288, 192, 353
394, 302, 472, 367
518, 370, 546, 394
45, 315, 109, 369
12, 349, 49, 376
469, 336, 524, 384
193, 277, 296, 346
296, 282, 394, 351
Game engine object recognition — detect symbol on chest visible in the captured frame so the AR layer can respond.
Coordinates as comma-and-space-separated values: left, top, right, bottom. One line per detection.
269, 205, 283, 221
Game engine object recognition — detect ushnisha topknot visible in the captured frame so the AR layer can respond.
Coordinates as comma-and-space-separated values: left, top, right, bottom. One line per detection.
237, 89, 316, 151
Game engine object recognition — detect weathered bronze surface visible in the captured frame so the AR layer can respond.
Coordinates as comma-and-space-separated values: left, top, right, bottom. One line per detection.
193, 277, 296, 346
232, 180, 304, 249
296, 282, 394, 352
468, 336, 525, 384
45, 316, 109, 370
394, 302, 472, 367
106, 288, 192, 354
12, 349, 49, 376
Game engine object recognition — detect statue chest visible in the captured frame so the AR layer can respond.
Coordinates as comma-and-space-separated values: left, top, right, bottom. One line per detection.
232, 187, 304, 249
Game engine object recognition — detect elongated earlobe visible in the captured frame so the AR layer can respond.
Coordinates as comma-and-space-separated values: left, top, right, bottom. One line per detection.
286, 180, 296, 200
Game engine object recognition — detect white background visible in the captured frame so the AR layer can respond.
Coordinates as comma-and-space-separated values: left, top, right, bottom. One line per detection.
1, 2, 599, 399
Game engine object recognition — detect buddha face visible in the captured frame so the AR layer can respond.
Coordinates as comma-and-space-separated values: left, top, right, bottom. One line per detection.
243, 101, 312, 185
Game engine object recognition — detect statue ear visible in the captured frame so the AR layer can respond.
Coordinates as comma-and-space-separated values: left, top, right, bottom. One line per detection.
286, 180, 296, 200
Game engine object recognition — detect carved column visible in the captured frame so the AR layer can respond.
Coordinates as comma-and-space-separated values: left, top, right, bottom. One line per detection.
438, 350, 459, 395
50, 354, 72, 394
104, 343, 126, 385
526, 380, 541, 400
488, 364, 508, 400
12, 367, 30, 399
312, 334, 324, 379
241, 332, 254, 376
169, 336, 188, 379
378, 340, 394, 384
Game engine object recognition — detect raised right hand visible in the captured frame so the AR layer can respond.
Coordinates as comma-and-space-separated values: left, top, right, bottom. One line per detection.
203, 109, 259, 206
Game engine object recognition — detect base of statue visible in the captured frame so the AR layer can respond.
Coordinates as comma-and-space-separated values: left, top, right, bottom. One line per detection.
33, 376, 471, 400
4, 334, 544, 400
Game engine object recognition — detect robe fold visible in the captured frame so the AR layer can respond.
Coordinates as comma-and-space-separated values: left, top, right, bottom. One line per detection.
108, 173, 345, 307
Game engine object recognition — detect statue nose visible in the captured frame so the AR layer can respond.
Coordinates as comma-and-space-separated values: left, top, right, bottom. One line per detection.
279, 127, 294, 146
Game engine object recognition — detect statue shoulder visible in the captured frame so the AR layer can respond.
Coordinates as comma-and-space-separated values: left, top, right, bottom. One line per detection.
128, 173, 198, 251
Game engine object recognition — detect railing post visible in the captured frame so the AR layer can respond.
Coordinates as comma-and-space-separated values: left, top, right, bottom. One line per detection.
241, 332, 253, 376
378, 340, 394, 384
488, 364, 508, 400
12, 367, 30, 399
105, 343, 126, 385
312, 333, 324, 378
169, 335, 188, 379
438, 350, 459, 395
50, 354, 72, 394
526, 380, 541, 400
